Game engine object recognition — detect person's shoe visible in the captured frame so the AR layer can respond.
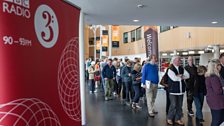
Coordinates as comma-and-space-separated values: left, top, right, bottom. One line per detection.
175, 120, 184, 125
135, 104, 142, 109
125, 102, 131, 106
188, 110, 194, 116
148, 113, 155, 118
167, 120, 173, 125
105, 97, 109, 101
109, 97, 113, 100
196, 117, 205, 122
89, 91, 93, 94
94, 90, 97, 93
153, 111, 158, 114
132, 103, 136, 109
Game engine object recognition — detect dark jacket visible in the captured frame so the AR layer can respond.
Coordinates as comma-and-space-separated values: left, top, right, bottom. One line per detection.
132, 70, 141, 86
121, 66, 132, 83
185, 64, 197, 90
220, 65, 224, 80
102, 64, 116, 79
205, 74, 224, 110
168, 64, 187, 94
194, 75, 206, 96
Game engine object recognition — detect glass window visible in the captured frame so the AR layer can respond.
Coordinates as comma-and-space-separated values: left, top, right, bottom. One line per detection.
160, 26, 170, 33
123, 32, 128, 43
131, 30, 135, 42
136, 27, 142, 41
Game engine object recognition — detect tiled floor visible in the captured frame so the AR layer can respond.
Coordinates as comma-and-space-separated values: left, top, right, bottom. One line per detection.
86, 88, 212, 126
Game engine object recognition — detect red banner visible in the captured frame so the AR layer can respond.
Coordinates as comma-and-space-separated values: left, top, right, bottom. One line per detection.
0, 0, 81, 125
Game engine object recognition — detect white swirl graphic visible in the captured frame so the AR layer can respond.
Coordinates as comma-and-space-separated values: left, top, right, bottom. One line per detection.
0, 98, 61, 126
58, 37, 81, 121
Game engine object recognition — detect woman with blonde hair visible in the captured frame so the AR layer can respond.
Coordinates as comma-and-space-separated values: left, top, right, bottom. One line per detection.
131, 63, 142, 109
205, 59, 224, 126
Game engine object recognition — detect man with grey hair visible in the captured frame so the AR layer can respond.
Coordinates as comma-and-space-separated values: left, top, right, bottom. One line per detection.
167, 56, 190, 125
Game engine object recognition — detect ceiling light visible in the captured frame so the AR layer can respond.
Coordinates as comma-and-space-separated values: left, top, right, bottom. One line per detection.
188, 51, 195, 54
137, 4, 145, 8
162, 53, 167, 56
211, 21, 218, 24
220, 49, 224, 53
182, 52, 188, 55
170, 53, 175, 56
198, 51, 204, 54
133, 19, 139, 22
177, 52, 179, 55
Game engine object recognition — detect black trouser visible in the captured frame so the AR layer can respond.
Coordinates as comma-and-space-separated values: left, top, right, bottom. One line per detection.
165, 88, 170, 115
186, 89, 194, 111
122, 82, 126, 99
116, 77, 122, 96
113, 79, 118, 93
211, 109, 224, 126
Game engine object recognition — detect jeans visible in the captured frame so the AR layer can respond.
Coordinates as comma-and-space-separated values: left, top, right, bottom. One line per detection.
211, 109, 224, 126
193, 92, 204, 119
146, 83, 158, 114
167, 94, 184, 121
125, 81, 133, 102
133, 85, 140, 103
105, 79, 114, 98
89, 79, 95, 92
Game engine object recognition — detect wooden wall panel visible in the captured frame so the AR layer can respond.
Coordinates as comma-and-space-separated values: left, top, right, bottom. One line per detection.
159, 27, 224, 52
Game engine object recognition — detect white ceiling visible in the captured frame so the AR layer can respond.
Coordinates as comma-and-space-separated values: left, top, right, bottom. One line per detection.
67, 0, 224, 27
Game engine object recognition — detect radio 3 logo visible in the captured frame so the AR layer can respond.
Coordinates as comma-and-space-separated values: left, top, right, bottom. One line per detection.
34, 5, 59, 48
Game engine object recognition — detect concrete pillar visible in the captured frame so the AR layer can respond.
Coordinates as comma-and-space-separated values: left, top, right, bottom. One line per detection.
213, 45, 220, 59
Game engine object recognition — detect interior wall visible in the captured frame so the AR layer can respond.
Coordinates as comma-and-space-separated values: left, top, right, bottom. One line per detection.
159, 27, 224, 52
111, 25, 146, 56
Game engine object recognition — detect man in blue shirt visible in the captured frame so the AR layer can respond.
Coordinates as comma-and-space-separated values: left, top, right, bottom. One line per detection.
141, 55, 159, 117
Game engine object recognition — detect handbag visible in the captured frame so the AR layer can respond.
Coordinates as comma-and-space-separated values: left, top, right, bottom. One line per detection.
94, 75, 101, 81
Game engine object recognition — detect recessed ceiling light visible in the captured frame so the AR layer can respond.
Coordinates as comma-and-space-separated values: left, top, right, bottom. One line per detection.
188, 51, 195, 54
137, 4, 145, 8
198, 51, 204, 54
133, 19, 139, 22
211, 21, 218, 24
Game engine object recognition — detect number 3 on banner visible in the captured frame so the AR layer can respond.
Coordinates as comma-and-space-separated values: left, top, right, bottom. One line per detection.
34, 5, 59, 48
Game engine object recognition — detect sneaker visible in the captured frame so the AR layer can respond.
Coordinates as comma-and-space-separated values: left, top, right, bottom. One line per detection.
167, 120, 173, 125
135, 104, 142, 109
188, 110, 194, 116
132, 103, 136, 109
175, 120, 184, 125
148, 113, 155, 117
89, 91, 93, 94
94, 90, 97, 93
105, 97, 109, 101
125, 102, 131, 106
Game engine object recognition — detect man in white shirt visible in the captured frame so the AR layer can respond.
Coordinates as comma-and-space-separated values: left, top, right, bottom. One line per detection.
166, 56, 190, 125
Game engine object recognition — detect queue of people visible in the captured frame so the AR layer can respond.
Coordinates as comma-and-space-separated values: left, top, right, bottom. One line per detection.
85, 53, 224, 126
